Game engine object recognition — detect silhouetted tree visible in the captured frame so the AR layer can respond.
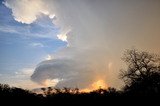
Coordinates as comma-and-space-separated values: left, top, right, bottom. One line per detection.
41, 87, 47, 96
0, 83, 43, 105
54, 88, 62, 94
120, 49, 160, 95
107, 87, 117, 94
63, 87, 71, 93
73, 87, 79, 94
47, 87, 53, 95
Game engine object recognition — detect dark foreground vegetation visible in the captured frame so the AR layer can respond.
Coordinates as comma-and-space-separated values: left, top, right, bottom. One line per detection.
0, 49, 160, 105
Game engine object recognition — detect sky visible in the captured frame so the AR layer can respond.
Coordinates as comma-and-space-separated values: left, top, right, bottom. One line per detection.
0, 0, 160, 90
0, 0, 67, 89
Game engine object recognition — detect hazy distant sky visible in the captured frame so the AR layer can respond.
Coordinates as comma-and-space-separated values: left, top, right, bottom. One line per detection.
0, 0, 160, 89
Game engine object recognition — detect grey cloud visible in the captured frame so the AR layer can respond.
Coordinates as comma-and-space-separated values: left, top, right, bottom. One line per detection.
5, 0, 160, 89
31, 58, 96, 88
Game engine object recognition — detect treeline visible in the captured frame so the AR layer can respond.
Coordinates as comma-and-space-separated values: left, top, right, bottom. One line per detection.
0, 49, 160, 105
0, 84, 121, 104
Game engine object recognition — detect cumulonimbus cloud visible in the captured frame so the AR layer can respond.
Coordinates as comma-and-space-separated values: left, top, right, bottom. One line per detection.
4, 0, 160, 89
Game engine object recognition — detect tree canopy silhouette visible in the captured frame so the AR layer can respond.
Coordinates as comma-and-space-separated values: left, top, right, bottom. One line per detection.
120, 49, 160, 95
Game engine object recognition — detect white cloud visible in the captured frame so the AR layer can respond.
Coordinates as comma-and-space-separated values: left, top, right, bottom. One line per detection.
3, 0, 45, 24
57, 34, 67, 42
49, 14, 56, 19
3, 0, 70, 40
57, 29, 71, 42
30, 42, 44, 48
43, 78, 60, 86
45, 54, 52, 60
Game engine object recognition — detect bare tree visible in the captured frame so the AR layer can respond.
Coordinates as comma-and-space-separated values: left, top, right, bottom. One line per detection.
120, 49, 160, 85
120, 49, 160, 95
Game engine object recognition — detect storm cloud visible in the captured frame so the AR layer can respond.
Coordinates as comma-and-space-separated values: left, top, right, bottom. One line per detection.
4, 0, 160, 89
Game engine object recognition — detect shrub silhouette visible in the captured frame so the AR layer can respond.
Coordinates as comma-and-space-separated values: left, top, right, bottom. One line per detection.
0, 84, 44, 105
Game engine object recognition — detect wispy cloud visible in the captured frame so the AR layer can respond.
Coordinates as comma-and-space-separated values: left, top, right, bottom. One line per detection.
13, 68, 34, 82
15, 68, 34, 76
30, 42, 44, 48
0, 23, 58, 39
0, 25, 21, 34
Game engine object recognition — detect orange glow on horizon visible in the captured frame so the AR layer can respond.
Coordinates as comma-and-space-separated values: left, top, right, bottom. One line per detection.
81, 79, 108, 92
92, 80, 107, 89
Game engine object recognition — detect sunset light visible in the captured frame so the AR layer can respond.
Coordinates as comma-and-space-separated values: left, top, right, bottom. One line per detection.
1, 1, 160, 103
44, 79, 59, 87
81, 79, 108, 92
91, 80, 108, 89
